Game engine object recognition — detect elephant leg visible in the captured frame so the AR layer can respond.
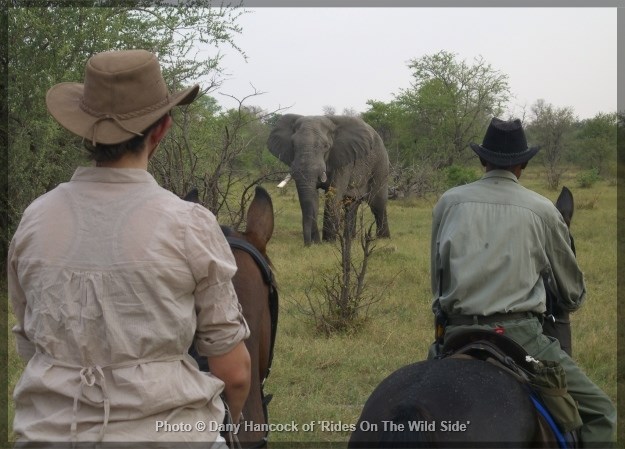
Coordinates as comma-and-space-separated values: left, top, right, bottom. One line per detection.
369, 185, 390, 238
303, 215, 321, 245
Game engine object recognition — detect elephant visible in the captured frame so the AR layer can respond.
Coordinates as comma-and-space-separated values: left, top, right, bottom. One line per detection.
267, 114, 391, 246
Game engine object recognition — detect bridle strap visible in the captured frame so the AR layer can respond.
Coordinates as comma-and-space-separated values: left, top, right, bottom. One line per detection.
223, 232, 279, 385
222, 228, 278, 449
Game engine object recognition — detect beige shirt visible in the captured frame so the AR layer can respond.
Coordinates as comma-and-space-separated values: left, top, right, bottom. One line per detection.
9, 167, 250, 443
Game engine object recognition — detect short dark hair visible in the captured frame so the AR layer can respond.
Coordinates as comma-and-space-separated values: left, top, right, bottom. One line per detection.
83, 114, 168, 163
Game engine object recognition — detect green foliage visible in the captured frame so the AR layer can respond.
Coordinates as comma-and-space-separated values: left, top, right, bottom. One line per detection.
398, 50, 510, 168
151, 98, 284, 228
7, 4, 246, 235
569, 112, 617, 177
576, 168, 601, 189
362, 100, 416, 164
363, 51, 510, 198
444, 164, 480, 188
526, 100, 576, 190
364, 51, 510, 171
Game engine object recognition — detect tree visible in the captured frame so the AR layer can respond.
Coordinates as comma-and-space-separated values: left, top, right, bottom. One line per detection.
526, 99, 576, 190
7, 4, 245, 235
362, 100, 438, 198
298, 203, 387, 336
322, 105, 336, 116
362, 51, 510, 196
397, 50, 510, 168
571, 112, 617, 177
362, 100, 414, 162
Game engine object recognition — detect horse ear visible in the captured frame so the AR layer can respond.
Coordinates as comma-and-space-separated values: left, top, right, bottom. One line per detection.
267, 114, 302, 166
555, 186, 574, 227
245, 186, 274, 248
327, 116, 372, 168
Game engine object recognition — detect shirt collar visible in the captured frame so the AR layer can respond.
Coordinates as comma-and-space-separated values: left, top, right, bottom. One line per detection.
70, 166, 158, 184
482, 169, 519, 183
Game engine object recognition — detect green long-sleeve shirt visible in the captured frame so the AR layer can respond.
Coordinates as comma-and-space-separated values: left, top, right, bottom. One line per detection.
431, 169, 585, 317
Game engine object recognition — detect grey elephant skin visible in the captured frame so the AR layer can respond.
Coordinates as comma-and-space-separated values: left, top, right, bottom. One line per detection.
267, 114, 391, 246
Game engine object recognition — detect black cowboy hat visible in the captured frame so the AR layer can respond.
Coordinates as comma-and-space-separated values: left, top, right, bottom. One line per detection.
470, 118, 540, 166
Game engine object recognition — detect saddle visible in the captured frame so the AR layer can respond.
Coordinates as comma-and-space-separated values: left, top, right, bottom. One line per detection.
439, 329, 581, 448
440, 329, 536, 380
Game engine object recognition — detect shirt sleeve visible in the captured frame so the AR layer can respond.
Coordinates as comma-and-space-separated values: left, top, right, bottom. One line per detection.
544, 210, 586, 312
430, 196, 447, 314
184, 205, 250, 357
8, 234, 36, 363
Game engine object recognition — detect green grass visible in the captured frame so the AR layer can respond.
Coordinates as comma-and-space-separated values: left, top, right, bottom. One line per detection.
5, 166, 617, 444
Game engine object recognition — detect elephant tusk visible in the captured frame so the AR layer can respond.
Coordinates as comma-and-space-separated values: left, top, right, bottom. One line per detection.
277, 174, 292, 188
320, 172, 327, 183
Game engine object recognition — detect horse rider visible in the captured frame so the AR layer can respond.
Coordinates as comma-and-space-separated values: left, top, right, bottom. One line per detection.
429, 117, 616, 446
9, 49, 251, 444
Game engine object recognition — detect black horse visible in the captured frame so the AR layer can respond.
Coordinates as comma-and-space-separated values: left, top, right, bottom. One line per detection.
348, 187, 579, 448
348, 357, 544, 448
542, 186, 575, 357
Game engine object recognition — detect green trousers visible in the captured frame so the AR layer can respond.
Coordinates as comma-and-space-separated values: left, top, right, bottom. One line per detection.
428, 316, 616, 447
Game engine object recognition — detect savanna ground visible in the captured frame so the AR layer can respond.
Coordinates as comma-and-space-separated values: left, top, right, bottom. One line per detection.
5, 166, 618, 445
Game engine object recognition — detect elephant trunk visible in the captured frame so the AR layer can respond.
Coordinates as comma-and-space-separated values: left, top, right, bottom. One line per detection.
293, 178, 321, 246
290, 154, 327, 245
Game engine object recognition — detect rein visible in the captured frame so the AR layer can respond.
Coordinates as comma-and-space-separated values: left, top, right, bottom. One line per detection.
222, 226, 279, 449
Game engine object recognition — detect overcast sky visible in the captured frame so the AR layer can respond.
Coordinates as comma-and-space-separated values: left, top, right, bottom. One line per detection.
200, 7, 618, 120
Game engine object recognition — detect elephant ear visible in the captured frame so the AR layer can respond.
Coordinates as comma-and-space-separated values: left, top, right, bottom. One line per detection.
267, 114, 303, 166
327, 116, 373, 168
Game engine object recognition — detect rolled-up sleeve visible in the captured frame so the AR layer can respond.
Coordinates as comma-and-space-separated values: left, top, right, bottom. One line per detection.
545, 213, 586, 312
184, 205, 250, 357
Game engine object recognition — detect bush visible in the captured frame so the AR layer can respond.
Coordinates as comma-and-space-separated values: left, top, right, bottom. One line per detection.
444, 165, 480, 188
576, 168, 601, 188
295, 203, 387, 336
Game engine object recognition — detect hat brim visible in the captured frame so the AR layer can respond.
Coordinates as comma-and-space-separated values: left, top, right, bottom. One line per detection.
470, 143, 540, 167
46, 82, 199, 145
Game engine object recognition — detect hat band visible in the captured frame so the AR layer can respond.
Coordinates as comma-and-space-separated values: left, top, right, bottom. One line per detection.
79, 94, 172, 120
79, 95, 172, 146
480, 145, 531, 158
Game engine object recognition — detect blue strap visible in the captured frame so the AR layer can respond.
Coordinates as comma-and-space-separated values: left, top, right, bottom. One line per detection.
530, 394, 568, 448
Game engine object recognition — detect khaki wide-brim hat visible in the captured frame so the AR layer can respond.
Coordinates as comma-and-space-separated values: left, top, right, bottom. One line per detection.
46, 49, 199, 145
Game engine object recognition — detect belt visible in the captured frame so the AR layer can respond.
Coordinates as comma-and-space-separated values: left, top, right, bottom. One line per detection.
446, 311, 539, 326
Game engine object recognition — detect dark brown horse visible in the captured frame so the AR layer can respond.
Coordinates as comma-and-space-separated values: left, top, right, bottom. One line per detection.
186, 186, 278, 449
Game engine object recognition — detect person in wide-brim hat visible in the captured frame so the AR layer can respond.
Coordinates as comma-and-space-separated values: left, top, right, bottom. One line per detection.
9, 49, 253, 444
470, 117, 540, 167
46, 49, 199, 146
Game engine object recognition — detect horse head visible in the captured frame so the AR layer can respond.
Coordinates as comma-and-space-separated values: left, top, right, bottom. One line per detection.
185, 186, 277, 449
542, 186, 575, 356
